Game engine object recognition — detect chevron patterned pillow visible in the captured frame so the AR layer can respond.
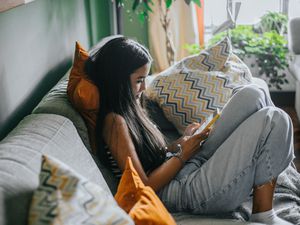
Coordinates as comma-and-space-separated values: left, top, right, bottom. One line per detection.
145, 38, 252, 134
180, 37, 232, 72
28, 155, 133, 225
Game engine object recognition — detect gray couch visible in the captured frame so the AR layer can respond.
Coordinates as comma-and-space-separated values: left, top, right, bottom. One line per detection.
289, 17, 300, 120
0, 70, 267, 225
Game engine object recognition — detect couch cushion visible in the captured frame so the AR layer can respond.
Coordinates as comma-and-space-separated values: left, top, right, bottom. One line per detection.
145, 38, 252, 134
181, 37, 232, 71
115, 157, 176, 225
32, 72, 92, 152
172, 213, 262, 225
146, 69, 251, 134
32, 71, 123, 196
67, 42, 99, 153
0, 114, 109, 225
290, 55, 300, 81
29, 155, 133, 225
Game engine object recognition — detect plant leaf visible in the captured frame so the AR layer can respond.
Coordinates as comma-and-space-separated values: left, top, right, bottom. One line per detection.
166, 0, 172, 8
144, 1, 153, 13
116, 0, 122, 6
192, 0, 201, 7
138, 11, 145, 23
132, 0, 140, 11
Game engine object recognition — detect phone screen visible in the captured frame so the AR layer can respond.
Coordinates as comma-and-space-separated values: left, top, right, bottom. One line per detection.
194, 108, 221, 135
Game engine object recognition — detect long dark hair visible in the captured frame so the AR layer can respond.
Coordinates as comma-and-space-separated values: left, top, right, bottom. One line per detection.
85, 37, 166, 173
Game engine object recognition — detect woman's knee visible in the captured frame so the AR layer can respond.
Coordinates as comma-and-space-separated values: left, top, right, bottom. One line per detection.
254, 107, 294, 185
266, 107, 294, 167
232, 85, 268, 108
270, 108, 293, 136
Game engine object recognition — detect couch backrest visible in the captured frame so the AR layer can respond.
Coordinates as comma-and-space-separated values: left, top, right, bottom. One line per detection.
0, 113, 111, 225
32, 70, 92, 152
32, 70, 120, 193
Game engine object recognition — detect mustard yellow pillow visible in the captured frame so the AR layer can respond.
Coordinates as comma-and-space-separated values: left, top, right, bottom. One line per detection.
115, 157, 176, 225
67, 42, 99, 153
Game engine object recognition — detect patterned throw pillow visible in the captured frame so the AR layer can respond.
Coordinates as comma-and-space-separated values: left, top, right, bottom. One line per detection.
115, 157, 176, 225
145, 38, 252, 134
180, 37, 232, 71
223, 53, 252, 83
28, 155, 133, 225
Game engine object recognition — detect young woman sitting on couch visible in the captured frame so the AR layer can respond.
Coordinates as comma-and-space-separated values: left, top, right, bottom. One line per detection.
85, 36, 294, 225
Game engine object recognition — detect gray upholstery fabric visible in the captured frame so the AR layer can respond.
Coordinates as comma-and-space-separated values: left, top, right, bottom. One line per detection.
288, 17, 300, 120
145, 98, 177, 131
173, 213, 262, 225
0, 190, 5, 225
32, 71, 120, 195
290, 56, 300, 80
92, 155, 119, 195
32, 71, 92, 152
0, 114, 109, 225
289, 17, 300, 54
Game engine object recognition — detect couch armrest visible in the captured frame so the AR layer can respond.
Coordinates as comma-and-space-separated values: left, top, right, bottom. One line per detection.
289, 17, 300, 54
289, 55, 300, 81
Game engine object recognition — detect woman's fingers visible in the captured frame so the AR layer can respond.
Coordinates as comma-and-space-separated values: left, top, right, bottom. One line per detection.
194, 127, 211, 141
181, 127, 212, 161
184, 122, 201, 136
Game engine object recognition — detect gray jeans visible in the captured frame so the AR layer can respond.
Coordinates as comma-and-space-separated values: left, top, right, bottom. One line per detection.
158, 84, 294, 214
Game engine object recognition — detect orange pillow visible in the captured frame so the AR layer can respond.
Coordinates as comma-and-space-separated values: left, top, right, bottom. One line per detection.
67, 42, 99, 153
115, 157, 176, 225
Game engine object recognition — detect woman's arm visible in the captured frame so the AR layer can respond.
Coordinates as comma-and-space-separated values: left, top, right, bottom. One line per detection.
102, 113, 209, 192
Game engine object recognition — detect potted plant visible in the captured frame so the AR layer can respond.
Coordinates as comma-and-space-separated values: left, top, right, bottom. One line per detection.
185, 12, 289, 90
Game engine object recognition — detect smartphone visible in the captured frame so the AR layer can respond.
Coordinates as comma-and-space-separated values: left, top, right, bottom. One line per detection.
193, 108, 221, 136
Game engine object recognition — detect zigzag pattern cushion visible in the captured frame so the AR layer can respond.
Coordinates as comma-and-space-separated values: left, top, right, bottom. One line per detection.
223, 53, 252, 83
145, 38, 252, 134
180, 37, 232, 71
28, 155, 133, 225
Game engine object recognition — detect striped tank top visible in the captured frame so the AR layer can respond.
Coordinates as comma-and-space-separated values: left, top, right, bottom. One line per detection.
104, 146, 122, 179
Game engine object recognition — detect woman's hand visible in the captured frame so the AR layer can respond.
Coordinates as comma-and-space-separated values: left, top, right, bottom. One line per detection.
179, 128, 211, 162
183, 122, 201, 136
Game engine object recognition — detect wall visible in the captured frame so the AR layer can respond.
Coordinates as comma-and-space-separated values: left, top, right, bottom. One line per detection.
120, 2, 149, 47
0, 0, 111, 140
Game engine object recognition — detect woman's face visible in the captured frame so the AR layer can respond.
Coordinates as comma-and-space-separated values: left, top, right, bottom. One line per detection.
130, 63, 151, 100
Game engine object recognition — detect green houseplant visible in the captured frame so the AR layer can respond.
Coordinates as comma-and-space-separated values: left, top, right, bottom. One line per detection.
186, 12, 289, 90
116, 0, 201, 22
255, 11, 288, 35
117, 0, 202, 67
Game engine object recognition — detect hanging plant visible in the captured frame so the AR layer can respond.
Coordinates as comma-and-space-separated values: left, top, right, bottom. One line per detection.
255, 11, 288, 35
115, 0, 201, 22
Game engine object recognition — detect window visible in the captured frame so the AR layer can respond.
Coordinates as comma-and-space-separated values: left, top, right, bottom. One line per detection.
289, 0, 300, 18
203, 0, 299, 43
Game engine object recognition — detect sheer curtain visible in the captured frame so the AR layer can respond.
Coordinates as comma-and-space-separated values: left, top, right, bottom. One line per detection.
148, 1, 201, 73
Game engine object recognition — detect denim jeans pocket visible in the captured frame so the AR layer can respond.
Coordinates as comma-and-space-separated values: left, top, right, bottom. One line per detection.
174, 160, 201, 181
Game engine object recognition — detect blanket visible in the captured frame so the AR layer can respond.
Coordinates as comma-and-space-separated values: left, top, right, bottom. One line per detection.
233, 163, 300, 224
